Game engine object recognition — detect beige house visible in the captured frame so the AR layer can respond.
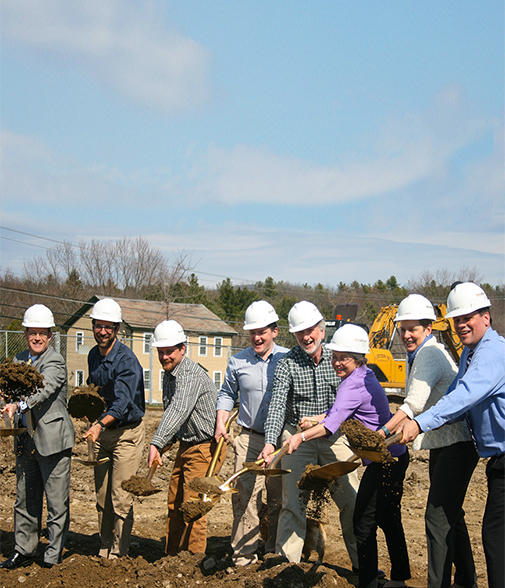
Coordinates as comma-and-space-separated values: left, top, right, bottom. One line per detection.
62, 296, 238, 403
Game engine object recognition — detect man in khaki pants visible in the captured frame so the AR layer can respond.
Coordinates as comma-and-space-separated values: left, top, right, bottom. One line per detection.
84, 298, 145, 559
215, 301, 289, 565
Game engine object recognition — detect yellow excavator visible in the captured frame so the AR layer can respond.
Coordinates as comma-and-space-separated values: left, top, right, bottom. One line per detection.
325, 303, 463, 391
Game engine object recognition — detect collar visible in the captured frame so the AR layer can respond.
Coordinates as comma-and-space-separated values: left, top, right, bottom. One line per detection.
407, 333, 434, 365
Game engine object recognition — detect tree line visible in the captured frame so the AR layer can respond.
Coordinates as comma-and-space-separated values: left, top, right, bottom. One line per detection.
1, 237, 503, 349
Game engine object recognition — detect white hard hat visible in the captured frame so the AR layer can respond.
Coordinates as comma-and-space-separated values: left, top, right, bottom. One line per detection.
394, 294, 436, 322
90, 298, 122, 323
446, 282, 491, 319
326, 324, 370, 354
22, 304, 55, 328
243, 301, 279, 330
152, 320, 187, 347
288, 301, 324, 333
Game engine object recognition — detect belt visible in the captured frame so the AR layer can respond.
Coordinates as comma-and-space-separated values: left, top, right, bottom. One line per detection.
241, 426, 265, 436
180, 438, 213, 448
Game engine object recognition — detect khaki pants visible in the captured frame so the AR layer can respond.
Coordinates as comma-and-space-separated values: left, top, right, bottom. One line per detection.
166, 439, 226, 555
94, 421, 145, 558
276, 424, 359, 566
231, 430, 282, 565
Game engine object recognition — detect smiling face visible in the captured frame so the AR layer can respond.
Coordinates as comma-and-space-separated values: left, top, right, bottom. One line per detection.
295, 323, 324, 360
453, 310, 490, 349
399, 320, 432, 353
92, 320, 119, 356
331, 351, 359, 379
249, 326, 278, 358
158, 344, 186, 372
24, 328, 52, 357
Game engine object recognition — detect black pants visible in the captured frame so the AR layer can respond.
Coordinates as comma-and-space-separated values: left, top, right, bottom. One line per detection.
483, 453, 505, 588
426, 441, 479, 588
353, 450, 410, 588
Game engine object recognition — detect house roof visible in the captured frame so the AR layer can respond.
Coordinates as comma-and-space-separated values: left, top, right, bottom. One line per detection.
62, 296, 237, 336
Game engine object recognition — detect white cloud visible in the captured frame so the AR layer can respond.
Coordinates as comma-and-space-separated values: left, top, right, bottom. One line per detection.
191, 86, 493, 207
1, 0, 211, 113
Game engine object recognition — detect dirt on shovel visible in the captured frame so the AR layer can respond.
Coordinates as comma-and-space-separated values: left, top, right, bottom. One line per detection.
68, 384, 105, 422
0, 358, 44, 403
340, 419, 393, 463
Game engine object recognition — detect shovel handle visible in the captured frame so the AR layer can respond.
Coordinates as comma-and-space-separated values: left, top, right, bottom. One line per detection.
206, 408, 239, 477
146, 461, 158, 483
3, 411, 13, 429
268, 444, 289, 469
86, 436, 95, 461
385, 432, 403, 446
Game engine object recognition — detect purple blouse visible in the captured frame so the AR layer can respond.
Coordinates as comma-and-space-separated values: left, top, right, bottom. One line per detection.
321, 364, 406, 459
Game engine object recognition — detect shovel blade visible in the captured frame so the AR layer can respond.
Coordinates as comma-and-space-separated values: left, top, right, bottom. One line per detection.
0, 427, 27, 437
307, 461, 359, 481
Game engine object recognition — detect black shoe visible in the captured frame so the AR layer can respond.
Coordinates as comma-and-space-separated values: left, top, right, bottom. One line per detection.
0, 551, 34, 570
42, 562, 54, 569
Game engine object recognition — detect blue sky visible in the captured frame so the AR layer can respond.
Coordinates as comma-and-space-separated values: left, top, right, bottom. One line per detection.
1, 1, 504, 289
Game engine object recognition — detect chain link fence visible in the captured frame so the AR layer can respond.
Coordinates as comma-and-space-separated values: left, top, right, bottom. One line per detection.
1, 330, 244, 405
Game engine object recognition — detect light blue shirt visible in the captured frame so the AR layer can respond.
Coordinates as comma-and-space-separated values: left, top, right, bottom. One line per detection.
216, 343, 289, 432
416, 327, 505, 458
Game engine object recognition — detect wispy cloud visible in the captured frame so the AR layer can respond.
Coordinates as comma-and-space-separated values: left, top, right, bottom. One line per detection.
1, 0, 211, 113
191, 86, 493, 207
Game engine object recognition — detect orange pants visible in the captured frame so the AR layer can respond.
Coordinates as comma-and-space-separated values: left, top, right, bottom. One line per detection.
166, 439, 226, 555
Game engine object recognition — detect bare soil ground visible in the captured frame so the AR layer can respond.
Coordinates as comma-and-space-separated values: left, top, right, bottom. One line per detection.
0, 406, 488, 588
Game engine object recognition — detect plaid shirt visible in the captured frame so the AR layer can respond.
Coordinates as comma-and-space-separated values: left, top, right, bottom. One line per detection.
151, 355, 217, 449
264, 344, 340, 446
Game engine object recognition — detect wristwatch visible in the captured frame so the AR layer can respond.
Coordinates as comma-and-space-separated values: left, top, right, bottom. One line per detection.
97, 420, 106, 433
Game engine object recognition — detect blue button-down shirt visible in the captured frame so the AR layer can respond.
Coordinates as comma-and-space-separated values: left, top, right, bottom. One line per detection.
416, 327, 505, 458
87, 339, 145, 426
216, 343, 289, 432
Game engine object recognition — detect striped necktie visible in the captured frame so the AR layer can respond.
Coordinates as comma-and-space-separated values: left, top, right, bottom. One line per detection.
25, 358, 35, 437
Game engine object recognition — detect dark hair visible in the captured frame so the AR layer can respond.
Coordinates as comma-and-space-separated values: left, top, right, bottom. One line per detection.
419, 319, 433, 328
176, 342, 185, 350
347, 352, 367, 366
267, 322, 278, 331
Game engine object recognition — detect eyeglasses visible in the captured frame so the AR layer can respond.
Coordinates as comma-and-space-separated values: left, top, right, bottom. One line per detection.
332, 356, 353, 365
93, 324, 116, 333
26, 330, 50, 339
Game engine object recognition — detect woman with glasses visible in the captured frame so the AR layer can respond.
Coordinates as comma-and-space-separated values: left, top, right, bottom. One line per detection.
283, 324, 410, 588
381, 294, 478, 588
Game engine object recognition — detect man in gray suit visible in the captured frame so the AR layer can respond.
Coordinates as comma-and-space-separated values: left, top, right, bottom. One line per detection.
0, 304, 75, 570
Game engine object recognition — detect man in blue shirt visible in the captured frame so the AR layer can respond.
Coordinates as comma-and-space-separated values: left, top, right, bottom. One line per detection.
400, 283, 505, 588
216, 301, 289, 566
84, 298, 146, 559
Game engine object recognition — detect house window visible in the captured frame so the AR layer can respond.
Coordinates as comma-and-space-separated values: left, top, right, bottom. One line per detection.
143, 333, 152, 354
159, 370, 165, 391
213, 371, 222, 390
144, 369, 151, 390
214, 337, 223, 357
198, 336, 208, 357
75, 370, 84, 387
76, 331, 84, 352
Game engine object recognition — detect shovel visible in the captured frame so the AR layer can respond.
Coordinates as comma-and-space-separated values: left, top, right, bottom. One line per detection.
0, 411, 27, 437
74, 435, 110, 467
122, 444, 173, 497
305, 432, 403, 481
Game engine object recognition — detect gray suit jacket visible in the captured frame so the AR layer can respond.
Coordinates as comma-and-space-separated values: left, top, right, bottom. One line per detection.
14, 347, 75, 457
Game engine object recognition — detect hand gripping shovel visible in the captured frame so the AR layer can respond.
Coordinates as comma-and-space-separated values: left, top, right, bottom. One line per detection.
305, 432, 403, 481
74, 435, 110, 467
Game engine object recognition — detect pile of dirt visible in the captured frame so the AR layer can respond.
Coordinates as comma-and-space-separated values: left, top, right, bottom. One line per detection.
68, 384, 105, 422
0, 358, 44, 403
